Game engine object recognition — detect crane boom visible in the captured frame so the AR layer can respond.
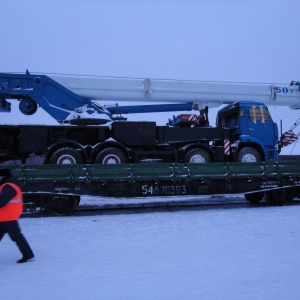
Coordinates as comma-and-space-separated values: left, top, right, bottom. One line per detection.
49, 74, 300, 109
0, 71, 299, 124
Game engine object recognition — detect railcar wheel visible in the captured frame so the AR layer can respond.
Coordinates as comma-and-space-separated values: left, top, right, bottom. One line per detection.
244, 192, 264, 204
43, 195, 79, 215
266, 190, 290, 206
49, 147, 83, 164
236, 147, 262, 163
184, 148, 211, 163
95, 148, 128, 164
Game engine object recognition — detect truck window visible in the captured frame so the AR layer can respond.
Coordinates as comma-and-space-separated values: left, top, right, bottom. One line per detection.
249, 105, 270, 124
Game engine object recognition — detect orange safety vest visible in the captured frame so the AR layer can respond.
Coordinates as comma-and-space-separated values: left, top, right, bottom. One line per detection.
0, 182, 23, 221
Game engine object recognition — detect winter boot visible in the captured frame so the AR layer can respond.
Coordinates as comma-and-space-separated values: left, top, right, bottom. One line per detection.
15, 234, 34, 263
17, 254, 34, 263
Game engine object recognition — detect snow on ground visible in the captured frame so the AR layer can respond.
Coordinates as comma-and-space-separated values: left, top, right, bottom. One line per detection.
1, 197, 300, 300
79, 194, 248, 208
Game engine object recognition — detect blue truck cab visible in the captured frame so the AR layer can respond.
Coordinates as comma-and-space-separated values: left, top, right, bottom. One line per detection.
217, 101, 279, 162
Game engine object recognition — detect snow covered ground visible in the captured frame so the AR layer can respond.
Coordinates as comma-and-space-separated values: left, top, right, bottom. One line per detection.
1, 196, 300, 300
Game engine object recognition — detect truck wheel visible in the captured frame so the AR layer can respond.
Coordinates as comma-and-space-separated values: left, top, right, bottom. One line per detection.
236, 147, 261, 162
95, 148, 128, 164
184, 149, 211, 163
49, 147, 83, 164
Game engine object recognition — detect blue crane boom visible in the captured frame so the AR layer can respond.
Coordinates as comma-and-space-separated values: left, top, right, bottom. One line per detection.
0, 71, 195, 124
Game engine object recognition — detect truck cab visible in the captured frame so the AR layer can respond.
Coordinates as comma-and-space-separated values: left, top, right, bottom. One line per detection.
217, 101, 279, 162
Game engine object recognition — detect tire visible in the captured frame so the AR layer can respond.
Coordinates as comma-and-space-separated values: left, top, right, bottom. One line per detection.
184, 148, 211, 163
49, 147, 83, 164
236, 147, 262, 163
95, 148, 128, 164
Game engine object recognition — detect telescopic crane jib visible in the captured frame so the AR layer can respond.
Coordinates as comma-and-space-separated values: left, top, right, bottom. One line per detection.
0, 71, 299, 125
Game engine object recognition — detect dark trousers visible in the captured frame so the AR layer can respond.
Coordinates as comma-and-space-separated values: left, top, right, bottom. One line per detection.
0, 220, 34, 258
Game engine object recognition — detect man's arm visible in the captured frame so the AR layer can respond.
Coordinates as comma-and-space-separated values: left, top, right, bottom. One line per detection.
0, 185, 17, 208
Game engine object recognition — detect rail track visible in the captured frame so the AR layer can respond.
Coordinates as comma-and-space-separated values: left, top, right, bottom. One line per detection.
21, 194, 300, 218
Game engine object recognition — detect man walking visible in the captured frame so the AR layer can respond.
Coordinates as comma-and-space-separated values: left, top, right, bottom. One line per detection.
0, 168, 34, 263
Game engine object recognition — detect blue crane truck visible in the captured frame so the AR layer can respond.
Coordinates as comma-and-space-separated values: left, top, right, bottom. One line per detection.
0, 100, 279, 165
1, 71, 297, 165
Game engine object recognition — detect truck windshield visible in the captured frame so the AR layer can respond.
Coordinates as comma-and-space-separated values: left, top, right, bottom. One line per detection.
249, 105, 270, 124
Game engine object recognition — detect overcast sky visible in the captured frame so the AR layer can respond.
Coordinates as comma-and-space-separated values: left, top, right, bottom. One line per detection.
1, 0, 300, 154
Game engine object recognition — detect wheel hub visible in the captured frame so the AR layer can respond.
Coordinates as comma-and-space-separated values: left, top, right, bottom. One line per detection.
241, 154, 257, 162
57, 155, 76, 164
190, 154, 206, 163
